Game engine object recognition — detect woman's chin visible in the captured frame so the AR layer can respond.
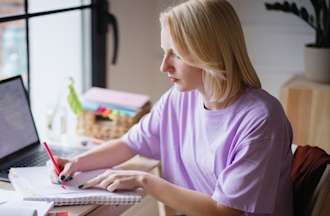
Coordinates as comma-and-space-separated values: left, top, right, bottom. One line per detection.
173, 83, 193, 92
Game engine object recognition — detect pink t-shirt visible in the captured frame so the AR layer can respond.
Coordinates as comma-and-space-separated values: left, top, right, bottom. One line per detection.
123, 87, 294, 215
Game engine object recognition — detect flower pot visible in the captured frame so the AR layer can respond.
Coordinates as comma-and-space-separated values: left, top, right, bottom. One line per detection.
304, 45, 330, 83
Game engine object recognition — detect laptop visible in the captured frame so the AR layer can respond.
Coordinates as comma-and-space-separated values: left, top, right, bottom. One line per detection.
0, 75, 84, 181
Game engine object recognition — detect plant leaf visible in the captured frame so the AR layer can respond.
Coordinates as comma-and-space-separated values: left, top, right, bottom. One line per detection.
310, 15, 314, 24
283, 1, 290, 12
300, 7, 310, 23
265, 2, 285, 11
291, 2, 299, 15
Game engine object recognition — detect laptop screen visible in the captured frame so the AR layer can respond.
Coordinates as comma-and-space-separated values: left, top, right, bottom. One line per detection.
0, 76, 39, 159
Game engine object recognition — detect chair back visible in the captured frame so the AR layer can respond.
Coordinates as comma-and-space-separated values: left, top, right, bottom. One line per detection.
291, 144, 330, 216
309, 164, 330, 216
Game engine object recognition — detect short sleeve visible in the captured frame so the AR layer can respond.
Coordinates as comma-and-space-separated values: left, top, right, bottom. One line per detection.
122, 88, 172, 160
212, 114, 292, 214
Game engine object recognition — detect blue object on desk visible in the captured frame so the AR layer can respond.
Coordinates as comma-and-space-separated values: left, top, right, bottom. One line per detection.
82, 100, 136, 117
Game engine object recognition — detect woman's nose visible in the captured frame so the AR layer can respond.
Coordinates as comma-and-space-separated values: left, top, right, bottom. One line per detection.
160, 54, 173, 73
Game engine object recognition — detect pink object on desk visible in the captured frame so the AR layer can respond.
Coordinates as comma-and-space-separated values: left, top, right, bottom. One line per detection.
96, 106, 106, 114
84, 87, 150, 109
55, 212, 68, 216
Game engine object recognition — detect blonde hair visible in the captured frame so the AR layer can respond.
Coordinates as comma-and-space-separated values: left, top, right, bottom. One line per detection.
160, 0, 261, 103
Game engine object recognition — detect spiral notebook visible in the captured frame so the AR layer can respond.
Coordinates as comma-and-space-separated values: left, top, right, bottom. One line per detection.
8, 166, 142, 206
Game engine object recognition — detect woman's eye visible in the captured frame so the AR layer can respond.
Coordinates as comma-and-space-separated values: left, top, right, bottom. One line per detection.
170, 52, 181, 60
162, 50, 181, 60
174, 54, 181, 60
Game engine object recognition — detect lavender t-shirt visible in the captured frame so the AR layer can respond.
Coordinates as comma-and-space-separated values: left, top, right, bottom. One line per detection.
122, 87, 293, 216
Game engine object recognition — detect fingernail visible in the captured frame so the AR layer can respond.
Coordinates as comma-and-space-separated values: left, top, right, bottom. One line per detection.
107, 185, 115, 192
65, 176, 73, 182
60, 175, 65, 180
78, 184, 84, 189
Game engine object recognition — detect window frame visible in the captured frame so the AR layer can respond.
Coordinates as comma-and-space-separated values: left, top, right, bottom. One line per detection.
0, 0, 110, 101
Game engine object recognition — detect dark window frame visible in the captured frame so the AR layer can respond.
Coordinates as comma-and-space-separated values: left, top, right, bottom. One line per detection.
0, 0, 114, 100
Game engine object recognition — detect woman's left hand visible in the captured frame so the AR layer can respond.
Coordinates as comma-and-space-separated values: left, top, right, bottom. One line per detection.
79, 169, 149, 192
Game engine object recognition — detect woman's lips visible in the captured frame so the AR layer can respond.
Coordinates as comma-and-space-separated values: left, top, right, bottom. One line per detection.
168, 75, 178, 82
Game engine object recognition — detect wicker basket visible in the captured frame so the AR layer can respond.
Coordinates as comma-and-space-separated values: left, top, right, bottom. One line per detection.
76, 103, 151, 140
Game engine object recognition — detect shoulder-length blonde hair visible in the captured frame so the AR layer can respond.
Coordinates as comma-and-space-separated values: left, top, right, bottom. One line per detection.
160, 0, 261, 103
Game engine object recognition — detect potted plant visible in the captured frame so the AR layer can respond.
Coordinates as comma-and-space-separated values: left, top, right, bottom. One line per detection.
265, 0, 330, 83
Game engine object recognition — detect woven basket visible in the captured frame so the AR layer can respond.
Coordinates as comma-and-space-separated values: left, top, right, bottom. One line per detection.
76, 103, 151, 140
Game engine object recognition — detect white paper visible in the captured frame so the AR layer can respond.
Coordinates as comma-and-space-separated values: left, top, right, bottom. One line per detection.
10, 166, 107, 196
0, 189, 22, 203
0, 189, 53, 216
0, 205, 37, 216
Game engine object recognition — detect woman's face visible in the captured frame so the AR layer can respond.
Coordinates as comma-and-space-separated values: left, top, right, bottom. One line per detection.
160, 27, 203, 92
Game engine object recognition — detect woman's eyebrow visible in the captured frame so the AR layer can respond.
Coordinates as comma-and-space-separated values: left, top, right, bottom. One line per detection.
161, 47, 170, 53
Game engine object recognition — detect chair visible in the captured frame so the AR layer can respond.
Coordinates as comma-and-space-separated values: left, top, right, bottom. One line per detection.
308, 164, 330, 216
291, 144, 330, 216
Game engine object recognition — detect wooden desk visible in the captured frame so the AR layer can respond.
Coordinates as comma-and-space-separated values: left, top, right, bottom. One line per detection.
280, 75, 330, 153
0, 156, 162, 216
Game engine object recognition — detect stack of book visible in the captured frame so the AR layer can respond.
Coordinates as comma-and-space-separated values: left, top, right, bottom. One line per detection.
76, 87, 151, 140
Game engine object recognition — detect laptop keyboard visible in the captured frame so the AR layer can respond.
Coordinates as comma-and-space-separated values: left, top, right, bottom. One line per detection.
13, 152, 49, 167
0, 147, 82, 176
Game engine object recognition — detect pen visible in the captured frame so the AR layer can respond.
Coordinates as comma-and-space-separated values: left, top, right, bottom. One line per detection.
43, 142, 65, 189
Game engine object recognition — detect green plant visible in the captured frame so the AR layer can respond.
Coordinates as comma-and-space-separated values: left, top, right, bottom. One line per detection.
265, 0, 330, 48
67, 78, 82, 115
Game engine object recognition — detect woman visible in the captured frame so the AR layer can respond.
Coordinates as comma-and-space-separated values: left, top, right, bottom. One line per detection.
50, 0, 294, 215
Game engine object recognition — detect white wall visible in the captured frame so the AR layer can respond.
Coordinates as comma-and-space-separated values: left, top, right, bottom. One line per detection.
107, 0, 314, 101
107, 0, 169, 103
230, 0, 314, 97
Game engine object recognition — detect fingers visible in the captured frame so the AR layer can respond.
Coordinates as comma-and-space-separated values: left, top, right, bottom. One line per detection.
106, 177, 137, 192
59, 161, 77, 182
47, 156, 75, 183
80, 170, 140, 192
106, 179, 121, 192
56, 157, 64, 170
80, 172, 108, 189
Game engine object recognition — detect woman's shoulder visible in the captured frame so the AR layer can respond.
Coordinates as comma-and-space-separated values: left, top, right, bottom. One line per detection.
239, 88, 285, 119
234, 88, 291, 145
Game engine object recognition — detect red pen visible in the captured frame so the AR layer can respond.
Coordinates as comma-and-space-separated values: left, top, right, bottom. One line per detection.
43, 142, 65, 189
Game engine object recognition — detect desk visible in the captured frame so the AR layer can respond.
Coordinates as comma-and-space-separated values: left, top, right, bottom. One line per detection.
0, 156, 163, 216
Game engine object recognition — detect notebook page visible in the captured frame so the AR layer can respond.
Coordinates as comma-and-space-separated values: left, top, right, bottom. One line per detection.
10, 167, 109, 196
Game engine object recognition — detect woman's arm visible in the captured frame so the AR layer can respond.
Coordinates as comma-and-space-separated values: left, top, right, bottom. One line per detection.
74, 138, 136, 171
54, 139, 137, 181
81, 170, 242, 216
140, 174, 242, 216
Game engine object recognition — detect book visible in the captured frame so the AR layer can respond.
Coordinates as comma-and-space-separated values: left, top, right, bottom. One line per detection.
9, 166, 142, 206
0, 189, 53, 216
83, 87, 150, 110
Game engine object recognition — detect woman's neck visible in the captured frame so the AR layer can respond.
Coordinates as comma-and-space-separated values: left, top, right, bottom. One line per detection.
200, 89, 244, 110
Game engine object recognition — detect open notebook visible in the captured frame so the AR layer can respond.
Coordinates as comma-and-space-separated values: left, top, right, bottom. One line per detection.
9, 166, 142, 206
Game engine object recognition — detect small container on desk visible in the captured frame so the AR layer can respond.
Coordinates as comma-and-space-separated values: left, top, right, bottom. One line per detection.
76, 102, 151, 141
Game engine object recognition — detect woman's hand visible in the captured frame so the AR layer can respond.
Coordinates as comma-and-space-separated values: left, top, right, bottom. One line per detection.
79, 169, 150, 192
46, 156, 79, 184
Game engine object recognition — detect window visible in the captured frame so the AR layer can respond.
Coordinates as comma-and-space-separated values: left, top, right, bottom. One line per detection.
0, 0, 118, 140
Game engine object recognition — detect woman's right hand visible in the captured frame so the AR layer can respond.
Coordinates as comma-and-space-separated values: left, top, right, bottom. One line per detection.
47, 157, 79, 184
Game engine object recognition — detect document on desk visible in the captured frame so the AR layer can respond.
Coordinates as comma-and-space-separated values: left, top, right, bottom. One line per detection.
9, 166, 142, 206
0, 189, 53, 216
